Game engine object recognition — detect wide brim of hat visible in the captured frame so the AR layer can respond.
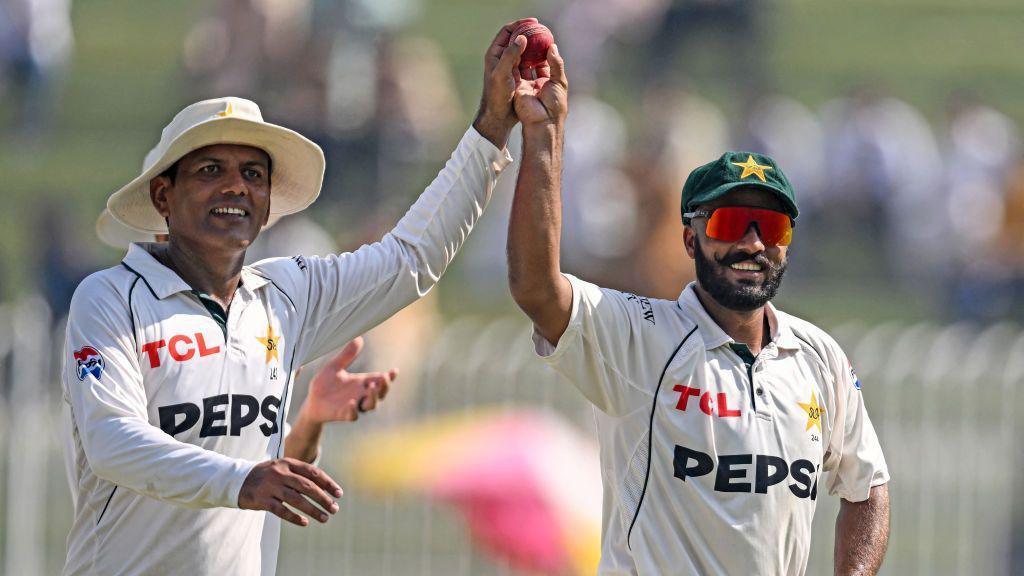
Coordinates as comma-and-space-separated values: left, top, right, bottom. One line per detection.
107, 117, 325, 233
694, 181, 799, 219
96, 209, 158, 250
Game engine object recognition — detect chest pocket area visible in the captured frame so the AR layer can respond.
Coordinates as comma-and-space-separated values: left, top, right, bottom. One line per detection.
141, 330, 225, 393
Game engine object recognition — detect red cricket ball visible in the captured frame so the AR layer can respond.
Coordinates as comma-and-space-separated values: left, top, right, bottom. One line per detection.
511, 21, 553, 69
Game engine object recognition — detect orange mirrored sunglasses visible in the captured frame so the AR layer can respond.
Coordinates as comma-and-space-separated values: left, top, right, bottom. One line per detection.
683, 206, 794, 246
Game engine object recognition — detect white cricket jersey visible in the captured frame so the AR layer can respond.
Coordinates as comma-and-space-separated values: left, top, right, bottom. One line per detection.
533, 275, 889, 575
61, 127, 511, 576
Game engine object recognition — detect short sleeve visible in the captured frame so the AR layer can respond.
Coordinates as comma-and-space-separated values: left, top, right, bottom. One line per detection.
822, 347, 890, 502
532, 274, 657, 416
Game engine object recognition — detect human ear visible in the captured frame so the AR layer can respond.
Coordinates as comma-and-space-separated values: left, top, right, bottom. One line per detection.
149, 177, 172, 218
683, 225, 697, 259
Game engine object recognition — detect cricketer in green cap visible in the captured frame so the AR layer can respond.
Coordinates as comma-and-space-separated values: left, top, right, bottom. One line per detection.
680, 150, 798, 313
505, 73, 891, 574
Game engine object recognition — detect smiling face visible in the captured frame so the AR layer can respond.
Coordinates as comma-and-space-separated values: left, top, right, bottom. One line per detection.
683, 187, 790, 311
149, 144, 271, 253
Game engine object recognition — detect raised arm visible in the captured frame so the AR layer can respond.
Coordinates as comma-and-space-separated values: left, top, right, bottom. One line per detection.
507, 42, 573, 346
266, 21, 538, 365
835, 483, 890, 575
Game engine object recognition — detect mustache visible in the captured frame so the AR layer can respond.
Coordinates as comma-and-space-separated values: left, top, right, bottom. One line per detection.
715, 250, 776, 269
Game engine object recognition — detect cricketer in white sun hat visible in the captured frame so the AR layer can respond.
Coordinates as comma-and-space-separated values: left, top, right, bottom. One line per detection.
107, 96, 324, 233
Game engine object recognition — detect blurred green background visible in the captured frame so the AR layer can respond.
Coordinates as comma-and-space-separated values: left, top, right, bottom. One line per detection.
2, 0, 1024, 324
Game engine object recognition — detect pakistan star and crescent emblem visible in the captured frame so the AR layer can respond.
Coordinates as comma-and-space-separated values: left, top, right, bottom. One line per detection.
797, 390, 822, 433
731, 155, 773, 183
256, 324, 281, 364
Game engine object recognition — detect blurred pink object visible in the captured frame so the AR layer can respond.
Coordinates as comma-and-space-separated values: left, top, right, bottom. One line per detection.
349, 409, 601, 574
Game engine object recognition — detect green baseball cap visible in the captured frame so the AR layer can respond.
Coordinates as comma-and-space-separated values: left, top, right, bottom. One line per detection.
681, 151, 798, 220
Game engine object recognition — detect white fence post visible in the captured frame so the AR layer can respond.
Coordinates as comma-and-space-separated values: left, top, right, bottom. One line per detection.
3, 297, 53, 576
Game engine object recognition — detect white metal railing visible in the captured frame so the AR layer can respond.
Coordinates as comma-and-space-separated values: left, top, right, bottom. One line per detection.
0, 300, 1020, 575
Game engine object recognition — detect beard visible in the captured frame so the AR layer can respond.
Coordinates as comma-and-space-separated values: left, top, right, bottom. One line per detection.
693, 235, 787, 311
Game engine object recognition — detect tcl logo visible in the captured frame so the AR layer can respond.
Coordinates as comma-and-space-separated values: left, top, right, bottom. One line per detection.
142, 333, 221, 368
672, 385, 741, 417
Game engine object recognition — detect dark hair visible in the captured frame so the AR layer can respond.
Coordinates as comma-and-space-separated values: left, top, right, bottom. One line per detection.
158, 161, 180, 184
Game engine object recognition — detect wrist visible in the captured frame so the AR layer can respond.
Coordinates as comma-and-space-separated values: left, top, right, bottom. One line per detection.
294, 403, 324, 431
285, 408, 324, 463
521, 120, 562, 136
521, 122, 563, 149
473, 108, 515, 150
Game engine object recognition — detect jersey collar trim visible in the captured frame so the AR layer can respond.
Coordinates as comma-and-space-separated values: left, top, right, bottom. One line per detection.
677, 283, 800, 351
122, 243, 270, 299
238, 268, 269, 295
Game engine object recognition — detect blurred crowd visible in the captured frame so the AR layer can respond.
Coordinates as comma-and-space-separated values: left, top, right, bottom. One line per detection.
6, 0, 1024, 325
0, 0, 71, 145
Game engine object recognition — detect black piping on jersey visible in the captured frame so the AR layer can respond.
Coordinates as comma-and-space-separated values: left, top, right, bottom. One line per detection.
96, 486, 117, 525
249, 270, 298, 312
627, 324, 699, 550
120, 262, 158, 300
125, 276, 141, 351
793, 333, 827, 370
250, 270, 302, 458
274, 343, 298, 458
749, 360, 757, 405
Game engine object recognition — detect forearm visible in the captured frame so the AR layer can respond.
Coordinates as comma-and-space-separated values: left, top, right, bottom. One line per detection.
389, 125, 512, 290
81, 416, 254, 508
508, 124, 572, 342
835, 483, 890, 575
473, 109, 514, 151
295, 127, 514, 361
284, 409, 323, 464
507, 125, 563, 291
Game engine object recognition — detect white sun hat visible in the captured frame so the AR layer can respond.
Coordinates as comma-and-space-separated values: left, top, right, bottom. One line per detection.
107, 97, 325, 233
96, 208, 160, 249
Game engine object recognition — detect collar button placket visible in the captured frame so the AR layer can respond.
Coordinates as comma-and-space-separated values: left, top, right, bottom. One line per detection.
226, 293, 249, 352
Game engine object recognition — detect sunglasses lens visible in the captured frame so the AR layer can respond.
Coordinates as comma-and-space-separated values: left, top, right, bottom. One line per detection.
705, 207, 793, 246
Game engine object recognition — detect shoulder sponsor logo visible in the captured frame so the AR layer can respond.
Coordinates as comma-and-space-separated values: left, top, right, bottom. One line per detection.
74, 346, 105, 381
142, 333, 221, 368
624, 293, 655, 325
674, 444, 819, 499
672, 384, 741, 417
291, 255, 307, 271
849, 361, 861, 390
159, 394, 281, 438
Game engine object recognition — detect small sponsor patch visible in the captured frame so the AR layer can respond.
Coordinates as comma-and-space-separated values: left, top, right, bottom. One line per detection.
74, 346, 105, 381
849, 362, 861, 390
624, 293, 656, 325
291, 255, 307, 271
